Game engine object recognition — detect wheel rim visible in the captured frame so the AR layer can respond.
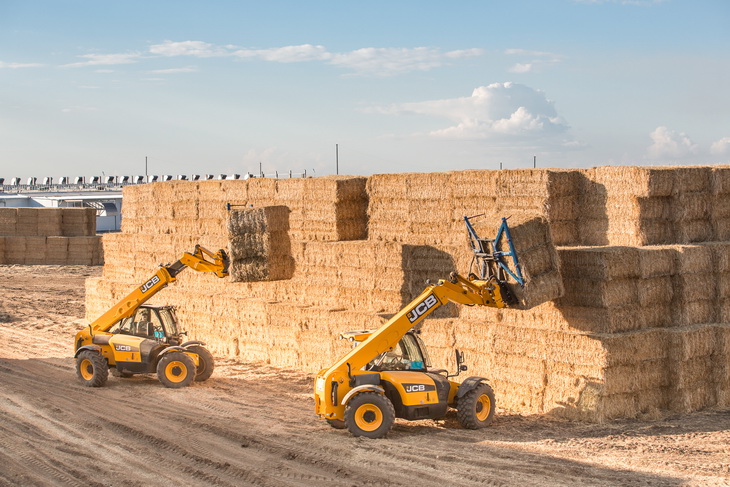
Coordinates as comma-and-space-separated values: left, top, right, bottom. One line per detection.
475, 393, 491, 421
354, 404, 383, 432
80, 359, 94, 380
165, 361, 188, 383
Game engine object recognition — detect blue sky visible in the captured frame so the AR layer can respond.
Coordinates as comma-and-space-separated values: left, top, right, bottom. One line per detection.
1, 0, 728, 180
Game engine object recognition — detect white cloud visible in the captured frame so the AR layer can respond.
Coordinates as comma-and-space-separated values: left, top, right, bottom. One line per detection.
508, 63, 533, 73
505, 48, 562, 74
711, 137, 730, 155
149, 40, 229, 57
62, 53, 141, 68
61, 106, 97, 113
147, 40, 483, 76
371, 82, 570, 141
148, 66, 199, 74
647, 126, 699, 159
233, 44, 330, 63
0, 61, 43, 69
328, 47, 482, 76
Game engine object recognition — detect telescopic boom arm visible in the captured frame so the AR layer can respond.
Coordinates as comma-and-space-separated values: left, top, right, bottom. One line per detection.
86, 245, 229, 334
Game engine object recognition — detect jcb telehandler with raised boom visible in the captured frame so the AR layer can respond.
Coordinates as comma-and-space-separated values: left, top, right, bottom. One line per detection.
315, 216, 525, 438
74, 245, 229, 388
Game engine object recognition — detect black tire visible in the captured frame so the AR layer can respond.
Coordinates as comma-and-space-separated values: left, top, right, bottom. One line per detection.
325, 418, 347, 430
344, 392, 395, 439
156, 351, 196, 388
187, 345, 215, 382
457, 382, 496, 429
75, 350, 108, 387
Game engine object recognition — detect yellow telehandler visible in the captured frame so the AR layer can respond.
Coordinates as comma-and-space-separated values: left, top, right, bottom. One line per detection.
74, 245, 229, 388
315, 217, 525, 438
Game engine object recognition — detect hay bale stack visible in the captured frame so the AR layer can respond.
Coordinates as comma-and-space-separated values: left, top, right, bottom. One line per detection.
581, 166, 718, 246
86, 165, 730, 422
227, 206, 294, 282
0, 208, 18, 235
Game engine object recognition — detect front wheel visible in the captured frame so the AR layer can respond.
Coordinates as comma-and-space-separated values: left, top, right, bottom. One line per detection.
457, 382, 496, 429
157, 351, 196, 388
344, 392, 395, 439
187, 345, 215, 382
75, 350, 108, 387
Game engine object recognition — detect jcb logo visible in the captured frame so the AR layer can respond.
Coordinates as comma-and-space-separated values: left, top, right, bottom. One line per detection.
406, 294, 438, 323
405, 384, 426, 393
115, 344, 132, 352
140, 275, 160, 293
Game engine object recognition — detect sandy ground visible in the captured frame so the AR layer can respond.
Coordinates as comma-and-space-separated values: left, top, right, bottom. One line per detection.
0, 265, 728, 487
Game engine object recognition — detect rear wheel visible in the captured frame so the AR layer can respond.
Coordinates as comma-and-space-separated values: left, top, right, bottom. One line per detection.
75, 350, 108, 387
344, 392, 395, 439
157, 351, 196, 388
187, 345, 215, 382
457, 383, 496, 429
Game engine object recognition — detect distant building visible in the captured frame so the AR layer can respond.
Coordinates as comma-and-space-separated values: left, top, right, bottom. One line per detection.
0, 191, 122, 232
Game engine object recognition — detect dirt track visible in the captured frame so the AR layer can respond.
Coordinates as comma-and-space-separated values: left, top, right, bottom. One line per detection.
0, 265, 728, 486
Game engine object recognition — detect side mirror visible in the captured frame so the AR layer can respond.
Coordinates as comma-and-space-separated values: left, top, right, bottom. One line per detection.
448, 349, 468, 378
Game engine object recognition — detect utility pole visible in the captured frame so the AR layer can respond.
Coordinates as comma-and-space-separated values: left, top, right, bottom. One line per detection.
145, 156, 148, 178
533, 155, 536, 168
336, 144, 339, 175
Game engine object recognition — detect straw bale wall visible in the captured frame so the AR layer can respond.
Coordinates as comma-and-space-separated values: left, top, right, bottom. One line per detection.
0, 208, 101, 264
86, 166, 730, 422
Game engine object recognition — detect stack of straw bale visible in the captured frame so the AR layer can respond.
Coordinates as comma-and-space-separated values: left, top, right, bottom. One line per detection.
86, 166, 730, 422
0, 207, 101, 264
122, 177, 367, 241
227, 206, 294, 281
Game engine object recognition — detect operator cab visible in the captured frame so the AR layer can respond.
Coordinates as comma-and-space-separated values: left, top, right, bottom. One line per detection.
109, 305, 185, 345
342, 329, 433, 373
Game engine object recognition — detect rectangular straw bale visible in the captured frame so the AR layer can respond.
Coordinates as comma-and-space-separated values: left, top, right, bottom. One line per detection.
227, 206, 293, 282
674, 244, 713, 274
559, 278, 638, 309
36, 208, 63, 236
591, 166, 674, 197
673, 299, 716, 326
672, 192, 711, 221
62, 208, 96, 236
671, 166, 711, 194
637, 276, 673, 306
676, 220, 713, 243
637, 197, 672, 220
46, 236, 69, 264
668, 325, 718, 361
15, 207, 39, 236
639, 246, 676, 277
469, 216, 562, 309
24, 236, 47, 264
558, 246, 640, 280
0, 208, 18, 235
600, 328, 669, 367
4, 237, 27, 264
711, 166, 730, 194
448, 170, 500, 198
67, 236, 97, 265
